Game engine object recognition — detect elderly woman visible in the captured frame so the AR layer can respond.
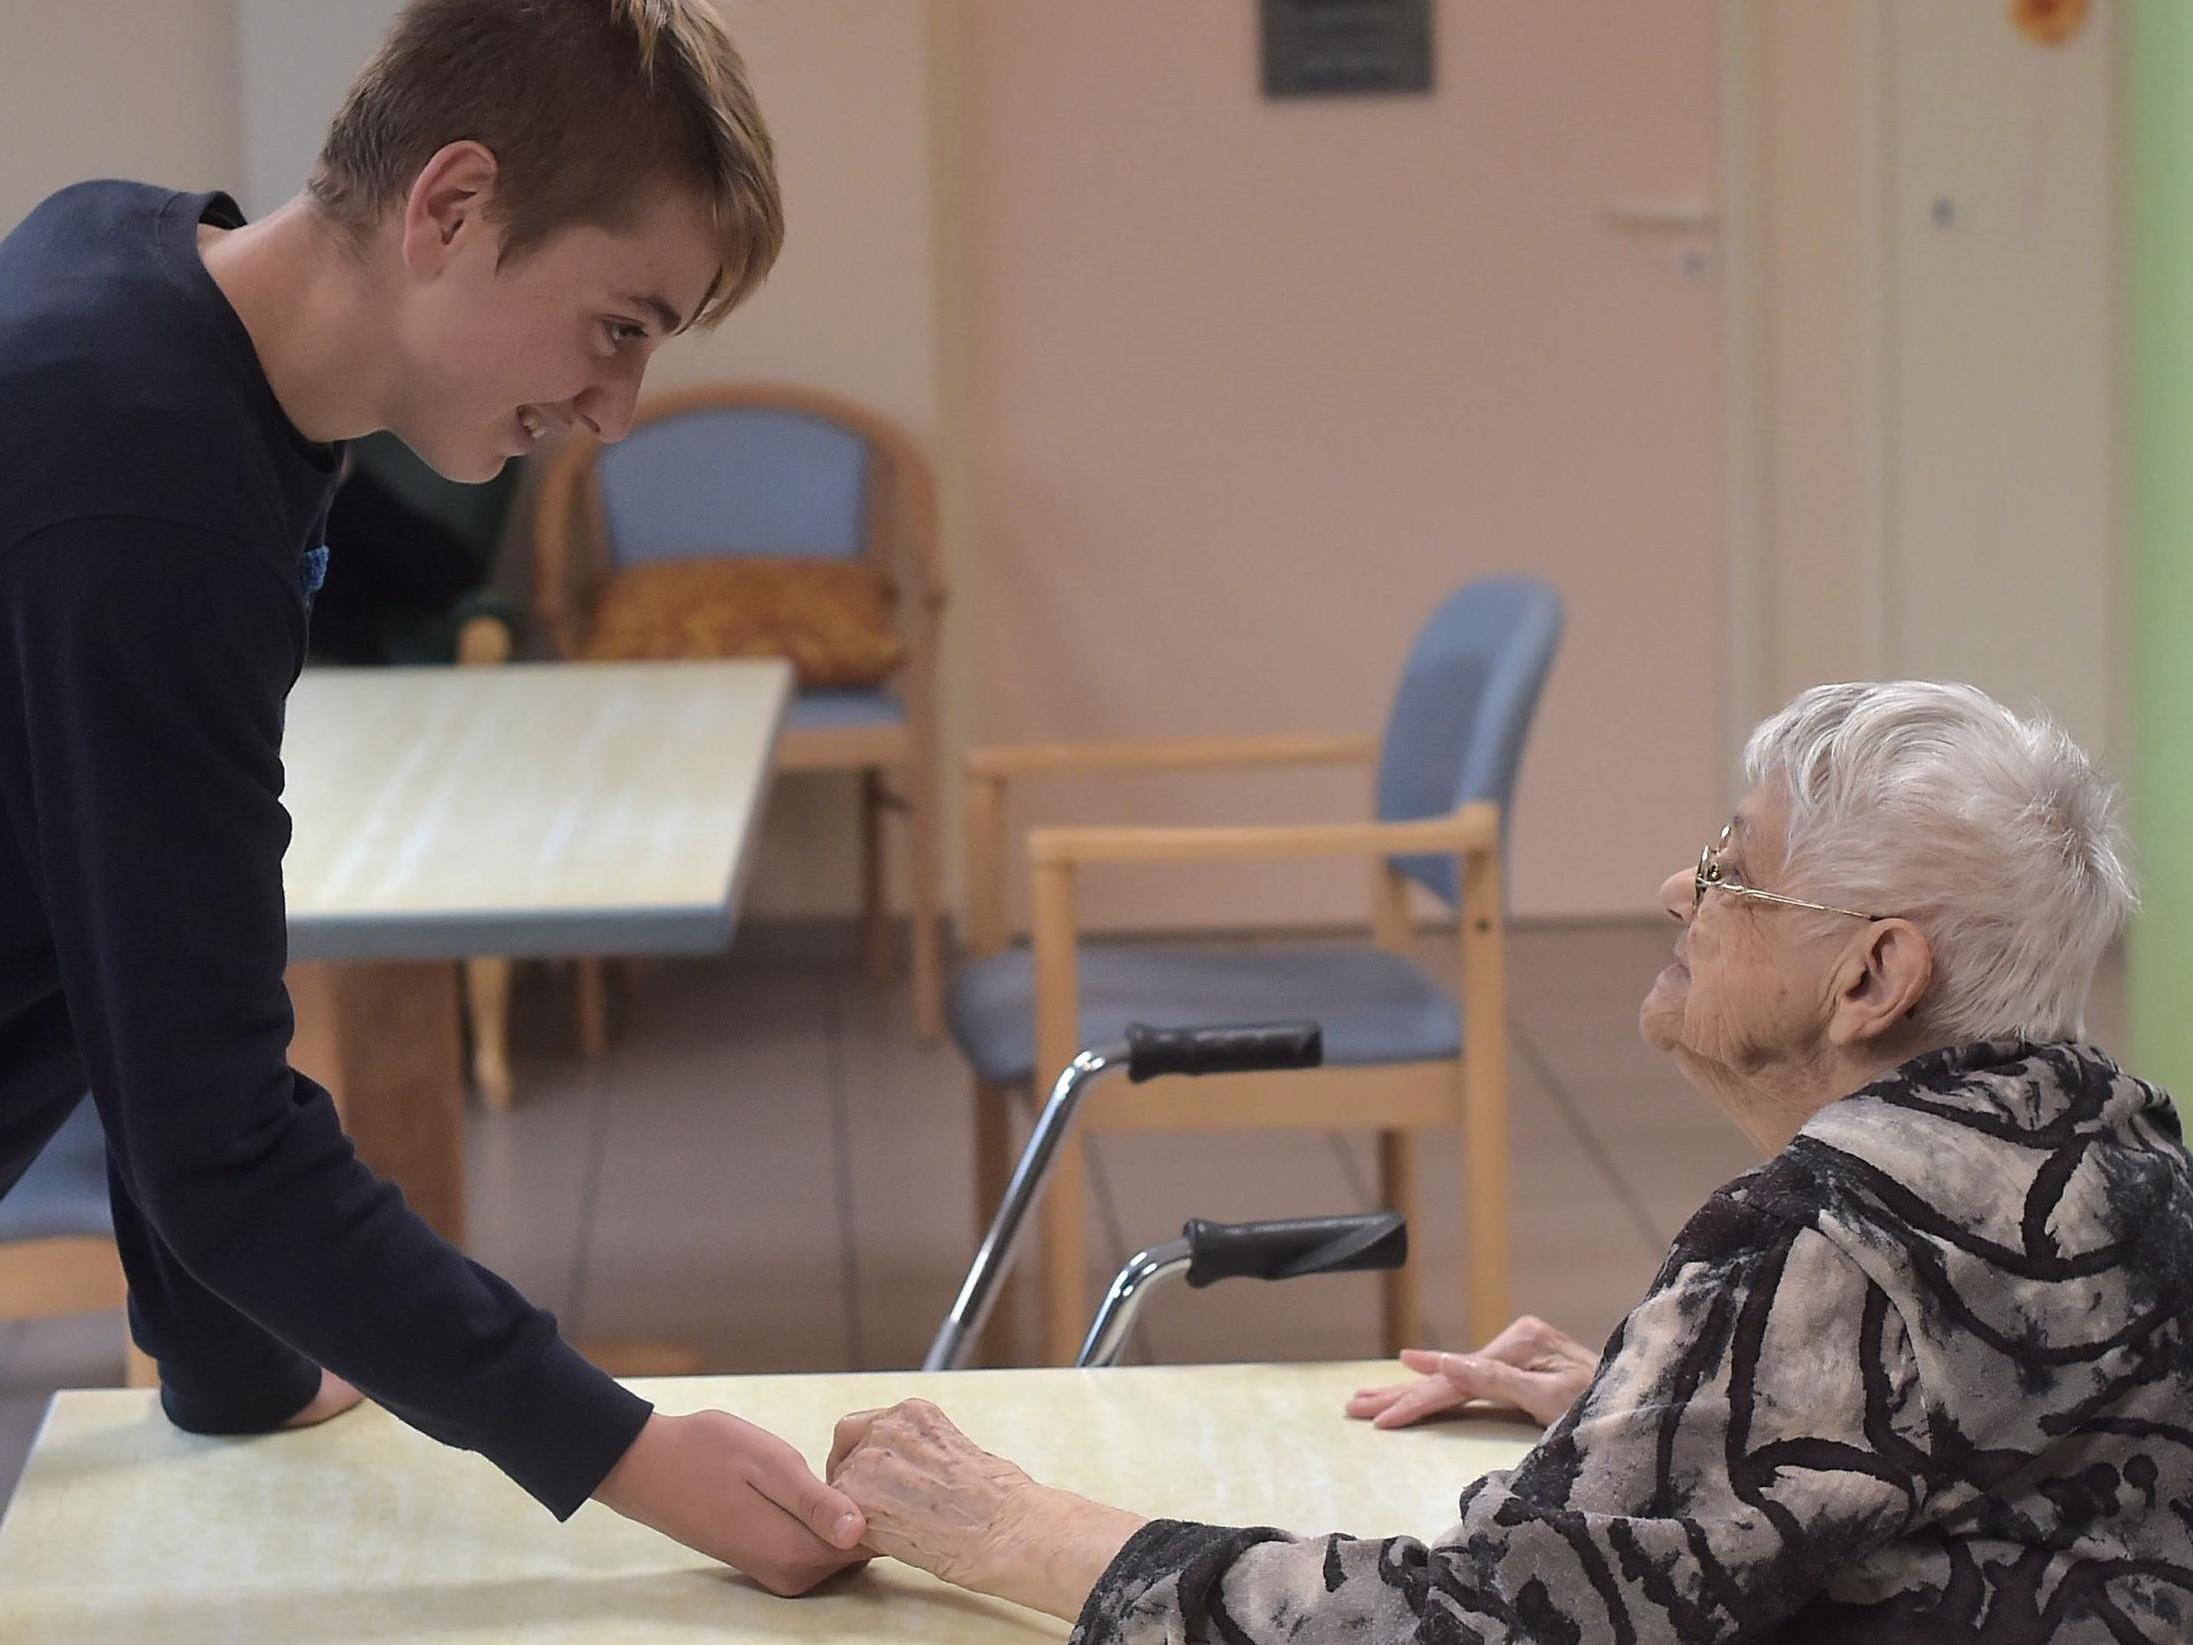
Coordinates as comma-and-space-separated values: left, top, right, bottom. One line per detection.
830, 681, 2193, 1642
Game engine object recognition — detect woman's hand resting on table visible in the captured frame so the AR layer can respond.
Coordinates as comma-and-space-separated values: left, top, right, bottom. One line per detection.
828, 1399, 1145, 1622
1347, 1315, 1597, 1429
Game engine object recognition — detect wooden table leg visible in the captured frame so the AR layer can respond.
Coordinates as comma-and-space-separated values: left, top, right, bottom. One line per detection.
287, 961, 468, 1249
464, 958, 516, 1112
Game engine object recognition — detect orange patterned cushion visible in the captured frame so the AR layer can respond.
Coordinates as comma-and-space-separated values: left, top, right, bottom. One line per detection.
581, 557, 907, 688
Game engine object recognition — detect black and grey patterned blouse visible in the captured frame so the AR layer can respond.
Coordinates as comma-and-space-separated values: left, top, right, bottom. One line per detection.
1073, 1041, 2193, 1643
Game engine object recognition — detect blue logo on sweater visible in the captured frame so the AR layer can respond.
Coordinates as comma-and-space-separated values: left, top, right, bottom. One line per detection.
299, 544, 330, 609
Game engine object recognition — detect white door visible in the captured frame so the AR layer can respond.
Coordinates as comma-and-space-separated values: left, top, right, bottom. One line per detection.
1881, 2, 2119, 760
1733, 4, 2119, 768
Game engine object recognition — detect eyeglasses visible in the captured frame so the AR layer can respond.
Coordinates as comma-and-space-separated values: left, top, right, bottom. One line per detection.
1694, 825, 1885, 922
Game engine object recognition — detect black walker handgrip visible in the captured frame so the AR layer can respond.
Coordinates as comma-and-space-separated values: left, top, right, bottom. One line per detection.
1123, 1022, 1324, 1084
1182, 1212, 1408, 1288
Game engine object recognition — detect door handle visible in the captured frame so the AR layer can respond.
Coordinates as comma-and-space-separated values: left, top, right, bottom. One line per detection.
1604, 194, 1719, 232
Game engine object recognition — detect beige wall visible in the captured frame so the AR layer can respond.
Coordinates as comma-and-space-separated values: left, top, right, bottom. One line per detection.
0, 0, 239, 234
1754, 4, 1878, 709
233, 0, 406, 217
664, 2, 956, 922
961, 4, 1724, 927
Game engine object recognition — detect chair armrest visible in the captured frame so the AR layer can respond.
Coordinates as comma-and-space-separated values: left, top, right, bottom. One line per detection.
1020, 803, 1507, 1106
452, 592, 521, 666
969, 733, 1378, 780
1028, 804, 1497, 867
899, 461, 948, 613
450, 587, 522, 629
959, 733, 1384, 959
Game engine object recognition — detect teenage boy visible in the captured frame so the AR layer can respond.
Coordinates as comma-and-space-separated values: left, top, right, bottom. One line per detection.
0, 0, 867, 1595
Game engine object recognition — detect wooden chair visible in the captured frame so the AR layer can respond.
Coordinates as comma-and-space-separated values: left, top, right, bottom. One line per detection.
0, 1099, 156, 1388
949, 578, 1563, 1365
532, 384, 947, 1048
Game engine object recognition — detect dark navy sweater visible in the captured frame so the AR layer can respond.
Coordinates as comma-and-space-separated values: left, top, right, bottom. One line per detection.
0, 181, 649, 1517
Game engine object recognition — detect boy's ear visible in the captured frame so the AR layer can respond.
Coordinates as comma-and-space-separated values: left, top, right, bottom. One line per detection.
400, 141, 502, 274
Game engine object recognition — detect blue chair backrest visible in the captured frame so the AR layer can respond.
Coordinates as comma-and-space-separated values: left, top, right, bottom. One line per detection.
593, 405, 873, 567
1376, 575, 1564, 907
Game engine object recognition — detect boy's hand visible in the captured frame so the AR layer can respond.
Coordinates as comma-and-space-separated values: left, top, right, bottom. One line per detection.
282, 1369, 365, 1429
594, 1410, 870, 1596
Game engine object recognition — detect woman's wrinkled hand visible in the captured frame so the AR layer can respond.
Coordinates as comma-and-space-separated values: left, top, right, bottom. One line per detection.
1346, 1315, 1597, 1429
828, 1399, 1145, 1621
827, 1399, 1037, 1590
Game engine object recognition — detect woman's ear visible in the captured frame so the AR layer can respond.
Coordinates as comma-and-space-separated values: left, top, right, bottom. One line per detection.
1828, 919, 1933, 1048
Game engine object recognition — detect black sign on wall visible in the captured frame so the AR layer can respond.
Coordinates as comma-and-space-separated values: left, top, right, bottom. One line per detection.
1261, 0, 1435, 99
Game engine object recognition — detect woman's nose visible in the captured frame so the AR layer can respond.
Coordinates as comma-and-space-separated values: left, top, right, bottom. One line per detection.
1658, 868, 1693, 924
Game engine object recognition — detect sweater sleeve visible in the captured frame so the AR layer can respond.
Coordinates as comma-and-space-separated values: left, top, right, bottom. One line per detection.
1072, 1196, 1934, 1644
0, 517, 650, 1518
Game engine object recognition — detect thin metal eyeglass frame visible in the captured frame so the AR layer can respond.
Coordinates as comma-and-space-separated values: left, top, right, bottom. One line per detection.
1694, 825, 1886, 922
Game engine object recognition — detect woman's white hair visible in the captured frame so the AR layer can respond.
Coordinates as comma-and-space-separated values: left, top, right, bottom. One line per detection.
1742, 681, 2136, 1044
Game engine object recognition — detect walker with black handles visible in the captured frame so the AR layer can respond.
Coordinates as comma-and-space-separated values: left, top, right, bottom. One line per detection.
923, 1021, 1411, 1371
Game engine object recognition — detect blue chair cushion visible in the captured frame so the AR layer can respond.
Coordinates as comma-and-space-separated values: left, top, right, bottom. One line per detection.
948, 944, 1462, 1089
786, 689, 907, 734
0, 1099, 111, 1244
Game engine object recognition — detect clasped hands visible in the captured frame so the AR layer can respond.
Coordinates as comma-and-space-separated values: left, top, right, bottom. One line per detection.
819, 1313, 1598, 1620
298, 1315, 1594, 1607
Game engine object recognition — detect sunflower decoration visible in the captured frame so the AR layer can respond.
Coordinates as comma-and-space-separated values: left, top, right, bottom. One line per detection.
2011, 0, 2089, 47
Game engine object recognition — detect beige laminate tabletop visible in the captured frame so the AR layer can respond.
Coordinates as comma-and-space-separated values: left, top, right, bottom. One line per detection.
0, 1362, 1538, 1645
280, 659, 792, 963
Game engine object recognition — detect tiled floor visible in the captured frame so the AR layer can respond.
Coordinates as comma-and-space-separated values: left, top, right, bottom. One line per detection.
0, 920, 2127, 1509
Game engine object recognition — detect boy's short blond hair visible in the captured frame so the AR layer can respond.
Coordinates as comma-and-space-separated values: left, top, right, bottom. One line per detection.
309, 0, 782, 327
